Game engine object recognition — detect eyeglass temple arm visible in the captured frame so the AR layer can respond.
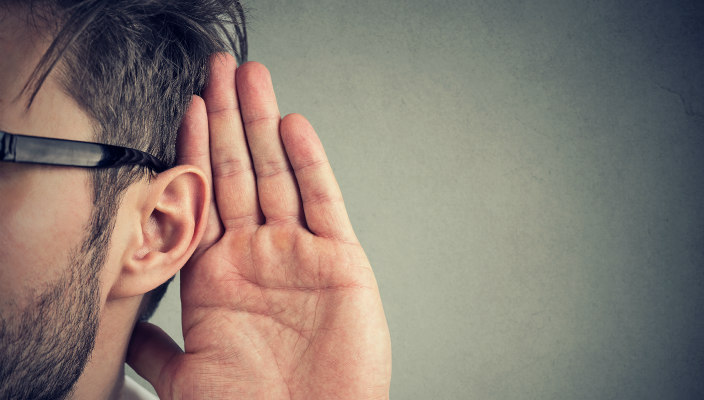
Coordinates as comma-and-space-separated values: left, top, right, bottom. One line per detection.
1, 130, 167, 172
0, 130, 14, 161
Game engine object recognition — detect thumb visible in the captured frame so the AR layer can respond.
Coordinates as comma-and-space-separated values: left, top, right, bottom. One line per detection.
127, 322, 183, 396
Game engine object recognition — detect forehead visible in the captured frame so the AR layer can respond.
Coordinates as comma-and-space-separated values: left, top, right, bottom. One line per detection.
0, 6, 93, 142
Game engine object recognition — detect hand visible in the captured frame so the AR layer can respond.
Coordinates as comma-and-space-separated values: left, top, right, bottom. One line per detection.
127, 54, 392, 399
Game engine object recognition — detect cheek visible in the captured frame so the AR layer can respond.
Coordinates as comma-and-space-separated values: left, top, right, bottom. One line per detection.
0, 169, 92, 308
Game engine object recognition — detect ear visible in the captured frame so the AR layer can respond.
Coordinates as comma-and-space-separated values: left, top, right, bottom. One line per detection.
109, 165, 209, 299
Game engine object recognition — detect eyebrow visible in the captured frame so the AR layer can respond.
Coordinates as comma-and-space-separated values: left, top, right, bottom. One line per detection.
0, 130, 168, 172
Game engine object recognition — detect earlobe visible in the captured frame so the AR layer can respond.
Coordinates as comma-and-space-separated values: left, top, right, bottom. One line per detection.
111, 165, 209, 299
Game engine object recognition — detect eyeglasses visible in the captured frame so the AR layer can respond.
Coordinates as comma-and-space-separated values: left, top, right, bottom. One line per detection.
0, 130, 168, 173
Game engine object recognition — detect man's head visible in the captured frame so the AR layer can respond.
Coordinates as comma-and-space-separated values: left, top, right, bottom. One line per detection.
0, 0, 246, 398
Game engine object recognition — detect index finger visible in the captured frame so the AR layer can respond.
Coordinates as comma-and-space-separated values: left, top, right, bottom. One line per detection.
176, 95, 223, 247
176, 95, 211, 179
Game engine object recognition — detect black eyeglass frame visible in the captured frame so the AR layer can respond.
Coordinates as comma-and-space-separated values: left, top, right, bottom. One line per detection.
0, 130, 168, 173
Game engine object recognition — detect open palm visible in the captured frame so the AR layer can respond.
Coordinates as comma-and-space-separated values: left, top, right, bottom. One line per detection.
128, 54, 391, 399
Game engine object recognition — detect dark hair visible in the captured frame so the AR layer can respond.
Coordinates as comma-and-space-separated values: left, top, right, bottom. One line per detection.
14, 0, 247, 320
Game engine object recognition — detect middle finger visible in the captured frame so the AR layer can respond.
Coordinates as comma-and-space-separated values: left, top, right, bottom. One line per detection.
202, 53, 263, 230
236, 62, 303, 225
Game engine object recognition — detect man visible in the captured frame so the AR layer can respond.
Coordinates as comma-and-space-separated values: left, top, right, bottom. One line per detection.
0, 0, 392, 398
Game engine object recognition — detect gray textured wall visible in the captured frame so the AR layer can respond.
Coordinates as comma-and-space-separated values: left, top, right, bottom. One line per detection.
128, 0, 704, 398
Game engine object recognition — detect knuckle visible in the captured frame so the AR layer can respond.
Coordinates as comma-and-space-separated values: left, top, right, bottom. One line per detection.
213, 158, 252, 179
243, 114, 280, 127
257, 159, 292, 178
303, 189, 344, 206
295, 158, 328, 173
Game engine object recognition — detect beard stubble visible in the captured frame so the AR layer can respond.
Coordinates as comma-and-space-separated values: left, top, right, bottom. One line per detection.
0, 227, 107, 399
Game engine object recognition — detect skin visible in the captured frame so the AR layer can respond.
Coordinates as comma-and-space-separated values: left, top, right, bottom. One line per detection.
127, 54, 393, 399
1, 10, 210, 399
0, 17, 104, 399
0, 12, 95, 311
1, 8, 391, 398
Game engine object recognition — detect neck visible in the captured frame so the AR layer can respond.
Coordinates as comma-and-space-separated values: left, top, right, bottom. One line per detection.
70, 296, 142, 400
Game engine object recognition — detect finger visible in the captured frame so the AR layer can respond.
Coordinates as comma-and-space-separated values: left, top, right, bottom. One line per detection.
126, 322, 183, 398
202, 53, 263, 230
236, 62, 304, 224
176, 96, 210, 175
176, 95, 223, 246
280, 113, 357, 242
